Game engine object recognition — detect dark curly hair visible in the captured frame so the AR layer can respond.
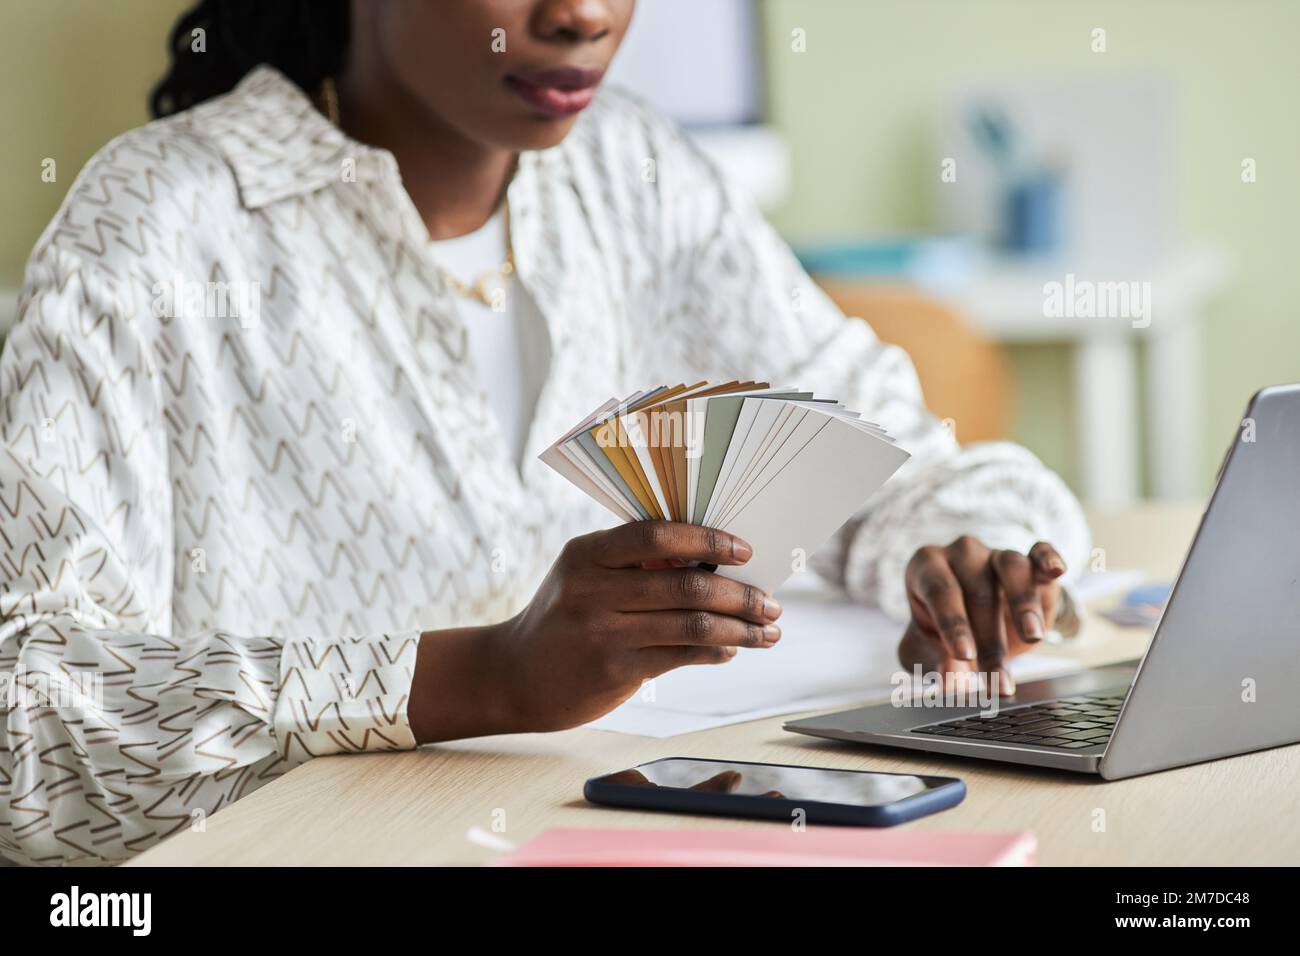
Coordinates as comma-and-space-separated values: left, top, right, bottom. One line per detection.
150, 0, 351, 119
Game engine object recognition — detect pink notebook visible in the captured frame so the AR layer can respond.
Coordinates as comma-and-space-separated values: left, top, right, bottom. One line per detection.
495, 828, 1036, 867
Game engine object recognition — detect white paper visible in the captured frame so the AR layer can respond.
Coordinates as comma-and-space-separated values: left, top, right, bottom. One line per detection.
587, 573, 1081, 738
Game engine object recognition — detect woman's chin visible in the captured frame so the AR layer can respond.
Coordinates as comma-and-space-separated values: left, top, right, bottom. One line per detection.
509, 114, 585, 151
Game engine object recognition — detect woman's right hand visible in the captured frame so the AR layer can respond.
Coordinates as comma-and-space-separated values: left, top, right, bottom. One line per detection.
488, 522, 783, 732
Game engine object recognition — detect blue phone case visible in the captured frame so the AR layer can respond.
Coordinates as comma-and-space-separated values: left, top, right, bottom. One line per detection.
584, 756, 966, 827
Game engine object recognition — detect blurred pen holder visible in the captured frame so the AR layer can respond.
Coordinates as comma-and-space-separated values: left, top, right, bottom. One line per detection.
1000, 168, 1065, 255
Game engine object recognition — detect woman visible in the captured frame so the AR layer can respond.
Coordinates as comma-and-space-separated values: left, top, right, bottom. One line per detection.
0, 0, 1086, 865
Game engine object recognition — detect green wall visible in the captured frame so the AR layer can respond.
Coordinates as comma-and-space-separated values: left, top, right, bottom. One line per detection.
0, 0, 191, 287
761, 0, 1300, 492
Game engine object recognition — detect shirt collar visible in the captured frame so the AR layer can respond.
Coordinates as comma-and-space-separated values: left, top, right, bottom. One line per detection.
191, 65, 379, 210
192, 64, 568, 222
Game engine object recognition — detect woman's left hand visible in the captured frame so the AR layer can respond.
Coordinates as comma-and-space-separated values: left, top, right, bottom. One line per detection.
897, 536, 1072, 695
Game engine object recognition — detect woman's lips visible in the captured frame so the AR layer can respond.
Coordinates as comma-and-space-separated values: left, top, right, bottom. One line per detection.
505, 67, 604, 117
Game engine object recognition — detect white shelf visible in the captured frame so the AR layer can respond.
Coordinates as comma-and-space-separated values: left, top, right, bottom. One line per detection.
931, 243, 1231, 505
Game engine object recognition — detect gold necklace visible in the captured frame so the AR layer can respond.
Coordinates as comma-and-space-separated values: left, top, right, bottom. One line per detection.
434, 204, 517, 308
318, 76, 517, 308
321, 75, 341, 126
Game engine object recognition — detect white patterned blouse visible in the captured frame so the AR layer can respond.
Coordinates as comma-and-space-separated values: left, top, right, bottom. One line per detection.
0, 67, 1087, 864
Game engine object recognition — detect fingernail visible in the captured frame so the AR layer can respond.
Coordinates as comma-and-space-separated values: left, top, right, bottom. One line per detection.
732, 537, 753, 562
762, 624, 781, 644
957, 635, 977, 660
1000, 669, 1017, 695
1021, 611, 1044, 641
1048, 557, 1066, 575
763, 595, 782, 621
723, 646, 738, 658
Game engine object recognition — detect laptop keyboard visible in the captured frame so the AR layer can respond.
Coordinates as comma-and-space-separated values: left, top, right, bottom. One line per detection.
909, 691, 1128, 750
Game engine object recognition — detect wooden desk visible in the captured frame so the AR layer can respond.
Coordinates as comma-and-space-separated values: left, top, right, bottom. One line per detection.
128, 505, 1300, 866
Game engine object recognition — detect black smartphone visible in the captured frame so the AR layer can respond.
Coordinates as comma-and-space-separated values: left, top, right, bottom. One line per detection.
584, 757, 965, 826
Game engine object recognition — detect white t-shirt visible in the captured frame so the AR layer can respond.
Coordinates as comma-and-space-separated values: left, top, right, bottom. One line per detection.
427, 206, 551, 468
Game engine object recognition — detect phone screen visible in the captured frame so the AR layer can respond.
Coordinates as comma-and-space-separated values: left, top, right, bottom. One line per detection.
593, 758, 952, 807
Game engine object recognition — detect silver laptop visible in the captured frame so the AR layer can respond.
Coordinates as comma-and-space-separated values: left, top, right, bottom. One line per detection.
785, 385, 1300, 779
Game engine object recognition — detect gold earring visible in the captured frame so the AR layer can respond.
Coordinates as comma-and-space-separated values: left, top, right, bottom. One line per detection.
320, 76, 340, 126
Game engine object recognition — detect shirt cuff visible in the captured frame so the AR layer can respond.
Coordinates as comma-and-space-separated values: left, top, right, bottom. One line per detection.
272, 630, 422, 761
